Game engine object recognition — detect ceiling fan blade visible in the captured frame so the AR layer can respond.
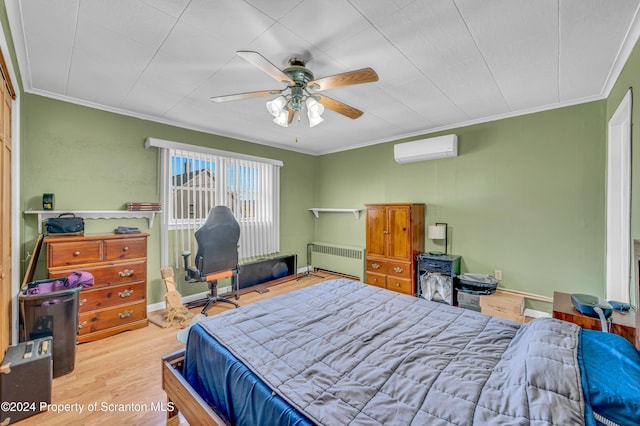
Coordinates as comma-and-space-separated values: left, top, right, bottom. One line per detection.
308, 68, 378, 91
316, 95, 363, 119
236, 51, 295, 86
210, 89, 283, 103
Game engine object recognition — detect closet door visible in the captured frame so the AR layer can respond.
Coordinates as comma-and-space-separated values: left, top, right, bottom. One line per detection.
0, 52, 14, 354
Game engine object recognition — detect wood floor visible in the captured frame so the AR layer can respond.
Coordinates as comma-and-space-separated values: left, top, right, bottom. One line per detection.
17, 272, 340, 426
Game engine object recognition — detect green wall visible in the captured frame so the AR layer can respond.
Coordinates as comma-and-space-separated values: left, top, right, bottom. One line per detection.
20, 94, 317, 303
14, 3, 640, 308
314, 101, 607, 301
18, 86, 610, 307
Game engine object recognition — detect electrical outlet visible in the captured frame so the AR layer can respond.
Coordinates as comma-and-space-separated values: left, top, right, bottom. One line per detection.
494, 269, 503, 280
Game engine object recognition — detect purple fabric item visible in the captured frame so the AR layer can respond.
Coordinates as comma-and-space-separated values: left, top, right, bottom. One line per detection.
24, 280, 66, 294
23, 271, 93, 295
66, 271, 94, 288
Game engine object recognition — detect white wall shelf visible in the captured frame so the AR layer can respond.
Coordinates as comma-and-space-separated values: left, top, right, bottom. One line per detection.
309, 208, 362, 219
24, 210, 161, 233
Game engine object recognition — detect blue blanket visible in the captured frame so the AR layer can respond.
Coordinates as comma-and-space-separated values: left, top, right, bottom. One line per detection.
185, 279, 590, 425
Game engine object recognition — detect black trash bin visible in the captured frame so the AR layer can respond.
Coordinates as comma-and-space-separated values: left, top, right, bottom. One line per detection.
19, 280, 81, 378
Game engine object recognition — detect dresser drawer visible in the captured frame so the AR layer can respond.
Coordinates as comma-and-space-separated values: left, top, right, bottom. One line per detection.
387, 277, 412, 295
48, 240, 103, 267
78, 281, 146, 312
49, 259, 146, 287
386, 261, 411, 279
77, 301, 147, 336
104, 237, 147, 261
366, 259, 387, 274
365, 271, 387, 288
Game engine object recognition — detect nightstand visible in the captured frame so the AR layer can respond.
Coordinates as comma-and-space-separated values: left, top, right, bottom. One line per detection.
416, 254, 461, 305
552, 291, 636, 346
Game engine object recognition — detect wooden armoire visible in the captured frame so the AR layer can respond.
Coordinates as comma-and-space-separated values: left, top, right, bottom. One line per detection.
365, 203, 425, 295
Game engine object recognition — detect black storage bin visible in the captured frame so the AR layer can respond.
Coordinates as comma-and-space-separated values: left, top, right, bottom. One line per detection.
457, 273, 498, 295
0, 337, 53, 424
19, 280, 81, 378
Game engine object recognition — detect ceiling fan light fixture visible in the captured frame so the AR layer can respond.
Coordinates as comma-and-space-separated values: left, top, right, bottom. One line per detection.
211, 51, 378, 131
308, 114, 324, 127
266, 95, 287, 117
272, 109, 290, 127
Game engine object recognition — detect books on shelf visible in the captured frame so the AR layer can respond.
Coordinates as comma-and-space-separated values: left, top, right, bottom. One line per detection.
126, 202, 161, 211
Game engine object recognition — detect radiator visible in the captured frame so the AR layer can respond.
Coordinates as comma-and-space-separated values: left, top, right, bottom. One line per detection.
311, 242, 365, 281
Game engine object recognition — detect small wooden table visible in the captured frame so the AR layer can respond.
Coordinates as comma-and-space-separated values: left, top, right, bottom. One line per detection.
552, 291, 636, 346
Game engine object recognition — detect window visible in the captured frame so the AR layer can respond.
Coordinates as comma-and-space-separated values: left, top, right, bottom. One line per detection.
145, 138, 282, 268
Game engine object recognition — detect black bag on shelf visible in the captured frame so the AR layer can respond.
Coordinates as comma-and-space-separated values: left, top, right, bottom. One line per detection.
45, 213, 84, 235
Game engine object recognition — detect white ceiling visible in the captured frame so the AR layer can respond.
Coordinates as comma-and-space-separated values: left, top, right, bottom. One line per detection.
6, 0, 640, 155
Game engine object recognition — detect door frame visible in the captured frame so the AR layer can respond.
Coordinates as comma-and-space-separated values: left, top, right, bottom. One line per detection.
606, 89, 632, 302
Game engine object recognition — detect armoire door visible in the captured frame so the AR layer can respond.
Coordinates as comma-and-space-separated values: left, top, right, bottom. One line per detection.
365, 205, 387, 258
386, 205, 411, 260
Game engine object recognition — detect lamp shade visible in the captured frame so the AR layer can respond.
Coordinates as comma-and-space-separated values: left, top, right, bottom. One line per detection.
266, 96, 287, 117
306, 97, 324, 127
272, 109, 289, 127
306, 97, 324, 116
427, 224, 446, 240
308, 115, 324, 127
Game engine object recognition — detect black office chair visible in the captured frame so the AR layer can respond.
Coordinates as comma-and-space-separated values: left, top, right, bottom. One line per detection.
183, 206, 240, 315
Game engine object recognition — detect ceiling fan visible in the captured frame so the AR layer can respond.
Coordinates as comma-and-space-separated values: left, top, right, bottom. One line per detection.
210, 51, 379, 128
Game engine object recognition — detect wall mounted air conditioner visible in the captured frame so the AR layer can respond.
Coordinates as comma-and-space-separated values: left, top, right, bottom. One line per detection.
393, 134, 458, 164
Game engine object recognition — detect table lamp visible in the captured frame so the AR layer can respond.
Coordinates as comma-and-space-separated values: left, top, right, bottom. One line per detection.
427, 222, 448, 255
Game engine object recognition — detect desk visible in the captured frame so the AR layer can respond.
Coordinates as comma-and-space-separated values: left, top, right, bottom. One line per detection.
552, 291, 636, 346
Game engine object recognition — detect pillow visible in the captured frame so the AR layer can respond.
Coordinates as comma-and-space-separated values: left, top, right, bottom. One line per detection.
578, 328, 640, 426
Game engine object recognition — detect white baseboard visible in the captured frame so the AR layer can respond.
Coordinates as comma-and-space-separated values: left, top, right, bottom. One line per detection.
147, 291, 209, 313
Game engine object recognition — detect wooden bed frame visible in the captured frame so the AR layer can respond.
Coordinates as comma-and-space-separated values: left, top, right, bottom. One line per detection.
162, 349, 228, 425
162, 267, 640, 426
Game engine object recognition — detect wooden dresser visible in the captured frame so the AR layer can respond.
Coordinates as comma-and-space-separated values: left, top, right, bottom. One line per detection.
365, 203, 425, 295
44, 233, 149, 343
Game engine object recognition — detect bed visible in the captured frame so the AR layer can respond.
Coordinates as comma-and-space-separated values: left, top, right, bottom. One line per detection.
162, 278, 640, 425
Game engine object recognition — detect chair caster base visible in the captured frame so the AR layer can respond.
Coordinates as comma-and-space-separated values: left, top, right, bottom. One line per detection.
201, 296, 239, 315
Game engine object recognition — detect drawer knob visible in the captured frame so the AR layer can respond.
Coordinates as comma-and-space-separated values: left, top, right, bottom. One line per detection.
123, 246, 129, 252
373, 278, 378, 283
73, 251, 80, 257
372, 263, 380, 269
393, 267, 404, 273
118, 289, 134, 298
79, 298, 87, 306
78, 321, 87, 329
119, 310, 133, 319
119, 269, 134, 277
394, 282, 400, 287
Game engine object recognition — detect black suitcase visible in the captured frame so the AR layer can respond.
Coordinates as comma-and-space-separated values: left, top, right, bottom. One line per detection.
0, 337, 53, 424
